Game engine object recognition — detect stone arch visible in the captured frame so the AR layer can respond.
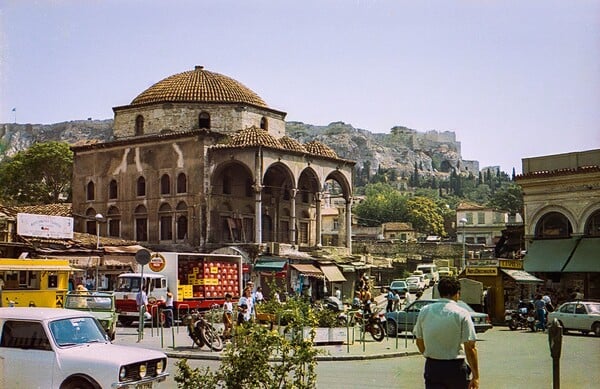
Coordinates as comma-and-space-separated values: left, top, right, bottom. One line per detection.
529, 205, 576, 238
582, 205, 600, 236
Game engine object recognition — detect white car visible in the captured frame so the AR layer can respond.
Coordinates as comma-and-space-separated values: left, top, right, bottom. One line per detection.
405, 277, 424, 293
548, 301, 600, 336
0, 307, 169, 388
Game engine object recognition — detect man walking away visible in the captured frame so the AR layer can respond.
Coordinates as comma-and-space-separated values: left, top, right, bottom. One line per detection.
413, 277, 479, 389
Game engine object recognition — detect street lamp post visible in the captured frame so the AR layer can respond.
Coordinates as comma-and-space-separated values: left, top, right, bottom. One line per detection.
459, 217, 468, 271
95, 213, 105, 292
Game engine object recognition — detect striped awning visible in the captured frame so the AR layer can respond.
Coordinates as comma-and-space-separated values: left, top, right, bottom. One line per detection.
290, 264, 323, 278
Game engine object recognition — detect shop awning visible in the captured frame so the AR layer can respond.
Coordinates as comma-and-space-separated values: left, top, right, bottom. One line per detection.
254, 260, 287, 272
523, 238, 579, 272
320, 266, 347, 282
0, 264, 76, 271
501, 269, 544, 283
290, 264, 323, 278
562, 238, 600, 272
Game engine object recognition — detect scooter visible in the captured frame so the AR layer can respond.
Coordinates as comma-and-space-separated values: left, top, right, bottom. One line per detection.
183, 310, 224, 351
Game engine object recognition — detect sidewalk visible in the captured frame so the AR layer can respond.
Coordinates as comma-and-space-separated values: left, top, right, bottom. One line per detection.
113, 324, 421, 361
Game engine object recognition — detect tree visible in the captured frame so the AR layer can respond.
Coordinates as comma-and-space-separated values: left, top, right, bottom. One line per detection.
353, 183, 407, 226
0, 141, 73, 204
405, 196, 446, 236
488, 183, 523, 216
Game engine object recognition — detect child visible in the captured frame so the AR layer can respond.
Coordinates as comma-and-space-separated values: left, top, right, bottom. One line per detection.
223, 293, 233, 338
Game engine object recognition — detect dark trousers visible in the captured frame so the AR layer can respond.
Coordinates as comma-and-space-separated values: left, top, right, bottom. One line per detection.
386, 300, 393, 312
424, 358, 471, 389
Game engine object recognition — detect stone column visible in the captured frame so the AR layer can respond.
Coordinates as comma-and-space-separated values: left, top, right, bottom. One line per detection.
290, 188, 297, 247
254, 183, 263, 245
315, 192, 322, 248
346, 198, 353, 251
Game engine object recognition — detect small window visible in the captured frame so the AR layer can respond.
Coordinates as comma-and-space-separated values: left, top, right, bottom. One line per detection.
199, 112, 210, 129
86, 181, 95, 201
137, 177, 146, 197
477, 212, 485, 224
177, 173, 187, 194
86, 208, 97, 235
134, 205, 148, 241
177, 215, 188, 240
108, 179, 118, 199
260, 117, 268, 130
161, 174, 171, 195
135, 115, 144, 136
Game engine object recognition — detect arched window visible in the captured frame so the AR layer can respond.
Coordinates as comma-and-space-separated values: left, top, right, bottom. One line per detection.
585, 210, 600, 236
135, 115, 144, 136
159, 203, 173, 241
134, 205, 148, 241
85, 208, 97, 235
137, 177, 146, 197
107, 206, 120, 237
87, 181, 95, 201
108, 179, 118, 200
535, 212, 572, 238
246, 178, 254, 197
260, 116, 268, 130
176, 202, 188, 240
199, 112, 210, 129
161, 174, 171, 195
177, 173, 187, 194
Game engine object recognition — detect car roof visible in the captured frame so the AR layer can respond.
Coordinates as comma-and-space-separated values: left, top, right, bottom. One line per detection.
0, 307, 94, 321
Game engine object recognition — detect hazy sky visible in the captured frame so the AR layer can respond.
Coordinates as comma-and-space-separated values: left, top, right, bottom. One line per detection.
1, 0, 599, 174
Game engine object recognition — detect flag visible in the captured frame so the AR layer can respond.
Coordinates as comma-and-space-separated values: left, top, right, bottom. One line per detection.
12, 108, 16, 112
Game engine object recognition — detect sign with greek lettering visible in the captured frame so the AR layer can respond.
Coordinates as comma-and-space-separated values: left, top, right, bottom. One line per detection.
465, 267, 498, 276
499, 259, 524, 269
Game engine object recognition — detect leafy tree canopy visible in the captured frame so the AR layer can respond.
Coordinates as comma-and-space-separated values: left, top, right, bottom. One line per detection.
406, 196, 447, 236
353, 183, 408, 226
488, 183, 523, 215
0, 141, 73, 205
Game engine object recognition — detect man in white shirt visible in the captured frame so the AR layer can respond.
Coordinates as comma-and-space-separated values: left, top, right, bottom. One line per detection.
413, 278, 480, 389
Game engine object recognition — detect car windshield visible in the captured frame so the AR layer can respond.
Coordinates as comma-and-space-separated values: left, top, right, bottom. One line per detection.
116, 277, 141, 292
49, 317, 107, 346
406, 278, 419, 283
65, 295, 114, 310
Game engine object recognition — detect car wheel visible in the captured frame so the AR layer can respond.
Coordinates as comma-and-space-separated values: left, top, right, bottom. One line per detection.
592, 323, 600, 337
61, 377, 99, 389
387, 320, 398, 336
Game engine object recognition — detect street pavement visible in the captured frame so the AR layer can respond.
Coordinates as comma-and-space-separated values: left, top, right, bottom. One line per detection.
112, 319, 421, 362
112, 293, 420, 361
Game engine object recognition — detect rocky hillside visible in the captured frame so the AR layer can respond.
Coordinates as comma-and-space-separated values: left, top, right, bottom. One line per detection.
0, 119, 475, 178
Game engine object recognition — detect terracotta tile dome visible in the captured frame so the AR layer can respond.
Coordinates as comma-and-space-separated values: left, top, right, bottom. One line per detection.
130, 66, 268, 107
279, 136, 307, 152
304, 141, 338, 158
228, 126, 282, 148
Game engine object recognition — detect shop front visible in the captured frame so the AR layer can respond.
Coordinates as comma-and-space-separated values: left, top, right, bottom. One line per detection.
290, 263, 324, 302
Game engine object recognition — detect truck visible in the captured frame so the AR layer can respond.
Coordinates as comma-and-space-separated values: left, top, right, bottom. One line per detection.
416, 263, 440, 286
114, 252, 243, 326
432, 277, 484, 311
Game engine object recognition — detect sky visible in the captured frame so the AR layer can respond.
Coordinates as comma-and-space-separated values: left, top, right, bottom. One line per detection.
1, 0, 599, 174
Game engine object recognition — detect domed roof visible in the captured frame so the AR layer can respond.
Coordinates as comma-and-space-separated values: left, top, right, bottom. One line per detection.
304, 141, 338, 158
130, 66, 268, 107
279, 136, 307, 152
228, 126, 282, 148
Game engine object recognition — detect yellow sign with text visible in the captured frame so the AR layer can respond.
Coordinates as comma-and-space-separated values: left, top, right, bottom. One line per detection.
466, 267, 498, 276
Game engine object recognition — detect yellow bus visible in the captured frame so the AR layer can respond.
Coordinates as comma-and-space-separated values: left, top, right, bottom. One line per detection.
0, 258, 75, 308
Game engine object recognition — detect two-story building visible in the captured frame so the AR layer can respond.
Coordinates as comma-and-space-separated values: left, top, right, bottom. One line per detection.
456, 202, 515, 247
516, 149, 600, 301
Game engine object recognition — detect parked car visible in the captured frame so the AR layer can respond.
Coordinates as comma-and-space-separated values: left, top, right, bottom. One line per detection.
385, 299, 492, 335
389, 280, 408, 298
548, 301, 600, 336
65, 291, 117, 340
438, 267, 453, 278
405, 277, 424, 294
0, 307, 169, 388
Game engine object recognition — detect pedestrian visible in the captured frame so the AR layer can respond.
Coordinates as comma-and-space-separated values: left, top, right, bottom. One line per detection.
237, 287, 254, 324
386, 287, 395, 312
413, 277, 479, 389
335, 287, 341, 300
393, 290, 401, 311
164, 288, 174, 328
352, 288, 362, 309
223, 293, 234, 338
255, 286, 264, 304
404, 290, 412, 308
534, 294, 547, 331
362, 287, 372, 315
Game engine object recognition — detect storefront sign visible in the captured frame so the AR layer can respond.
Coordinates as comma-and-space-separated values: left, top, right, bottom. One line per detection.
466, 267, 498, 276
467, 259, 498, 267
499, 259, 524, 270
17, 213, 74, 239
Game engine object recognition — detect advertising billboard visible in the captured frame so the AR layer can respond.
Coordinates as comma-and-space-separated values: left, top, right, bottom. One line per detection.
17, 213, 74, 239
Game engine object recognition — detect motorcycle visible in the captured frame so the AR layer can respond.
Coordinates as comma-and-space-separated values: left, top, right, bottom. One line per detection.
344, 304, 386, 342
183, 309, 224, 351
504, 306, 530, 330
